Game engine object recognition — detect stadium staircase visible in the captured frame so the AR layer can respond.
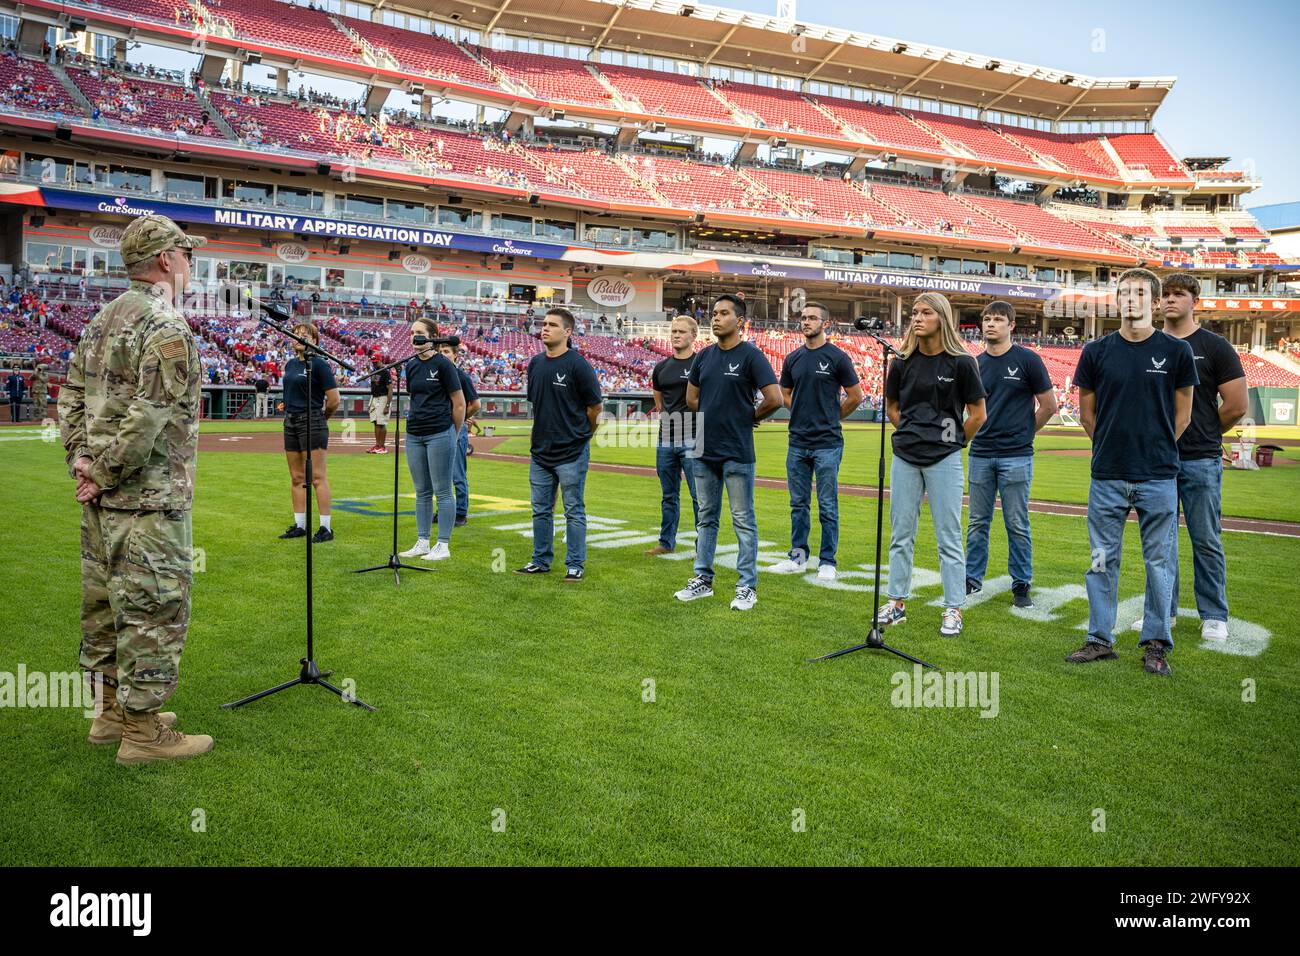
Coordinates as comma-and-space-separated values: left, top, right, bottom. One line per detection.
805, 97, 859, 141
705, 86, 760, 127
191, 86, 240, 141
509, 143, 594, 199
610, 154, 671, 205
454, 43, 532, 99
899, 111, 974, 161
330, 16, 401, 72
949, 193, 1030, 241
992, 128, 1066, 173
46, 64, 93, 116
186, 1, 233, 38
585, 64, 637, 112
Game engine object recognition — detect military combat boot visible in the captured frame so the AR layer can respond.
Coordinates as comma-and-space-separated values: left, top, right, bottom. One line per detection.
87, 678, 176, 744
116, 710, 213, 766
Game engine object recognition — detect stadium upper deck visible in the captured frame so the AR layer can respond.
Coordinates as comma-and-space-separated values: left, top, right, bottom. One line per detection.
0, 0, 1257, 195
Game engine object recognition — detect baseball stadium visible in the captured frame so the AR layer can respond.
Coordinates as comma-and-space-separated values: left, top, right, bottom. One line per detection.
1, 0, 1298, 876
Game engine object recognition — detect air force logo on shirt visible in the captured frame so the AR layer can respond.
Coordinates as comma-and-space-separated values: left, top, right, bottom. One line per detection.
724, 362, 741, 377
554, 372, 567, 387
816, 360, 831, 375
1004, 366, 1020, 381
1147, 356, 1168, 374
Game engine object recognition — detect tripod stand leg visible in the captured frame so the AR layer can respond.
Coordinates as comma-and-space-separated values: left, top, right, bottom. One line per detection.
221, 676, 304, 709
316, 678, 378, 712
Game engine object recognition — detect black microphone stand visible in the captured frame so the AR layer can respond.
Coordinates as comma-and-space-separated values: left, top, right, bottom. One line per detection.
352, 351, 432, 584
810, 322, 938, 669
224, 304, 376, 711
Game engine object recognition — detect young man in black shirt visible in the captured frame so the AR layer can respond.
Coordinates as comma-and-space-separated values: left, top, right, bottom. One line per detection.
367, 358, 393, 455
517, 307, 602, 581
1128, 273, 1245, 642
677, 294, 781, 612
1068, 268, 1197, 675
878, 293, 986, 636
253, 374, 270, 419
769, 302, 862, 581
965, 301, 1056, 607
439, 339, 480, 526
646, 314, 700, 556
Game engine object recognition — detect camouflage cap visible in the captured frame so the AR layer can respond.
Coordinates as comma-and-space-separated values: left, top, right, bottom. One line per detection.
119, 214, 207, 266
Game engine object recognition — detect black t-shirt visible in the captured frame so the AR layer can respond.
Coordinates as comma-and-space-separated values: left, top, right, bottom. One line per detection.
527, 348, 602, 467
282, 357, 336, 414
404, 352, 462, 436
254, 378, 269, 394
370, 367, 391, 397
970, 344, 1053, 459
651, 354, 697, 445
885, 349, 985, 467
456, 366, 479, 404
688, 340, 778, 464
1174, 327, 1245, 460
780, 341, 860, 449
1073, 331, 1198, 481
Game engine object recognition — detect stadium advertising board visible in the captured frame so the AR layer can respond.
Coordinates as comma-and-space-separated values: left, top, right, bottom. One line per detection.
716, 259, 1059, 299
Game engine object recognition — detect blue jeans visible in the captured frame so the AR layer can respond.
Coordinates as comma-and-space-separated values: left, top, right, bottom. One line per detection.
453, 423, 470, 519
1170, 457, 1228, 622
787, 444, 843, 566
1084, 478, 1178, 648
406, 427, 458, 543
529, 445, 589, 571
655, 442, 698, 550
965, 454, 1034, 588
692, 459, 758, 590
888, 450, 966, 608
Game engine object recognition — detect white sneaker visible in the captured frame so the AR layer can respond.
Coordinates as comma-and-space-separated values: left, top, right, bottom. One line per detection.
421, 541, 451, 561
730, 586, 757, 611
816, 564, 837, 582
675, 576, 714, 602
939, 608, 963, 637
1132, 617, 1177, 632
1201, 619, 1228, 641
769, 558, 807, 574
399, 539, 430, 557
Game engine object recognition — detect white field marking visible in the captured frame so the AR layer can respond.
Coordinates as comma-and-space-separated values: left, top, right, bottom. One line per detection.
0, 433, 50, 441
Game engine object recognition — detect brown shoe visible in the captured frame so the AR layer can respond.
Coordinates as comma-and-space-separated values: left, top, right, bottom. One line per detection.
1065, 641, 1118, 664
116, 710, 213, 766
645, 545, 674, 556
87, 678, 175, 744
1142, 640, 1172, 676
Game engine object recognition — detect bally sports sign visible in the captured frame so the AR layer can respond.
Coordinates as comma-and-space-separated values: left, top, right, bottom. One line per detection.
586, 276, 636, 308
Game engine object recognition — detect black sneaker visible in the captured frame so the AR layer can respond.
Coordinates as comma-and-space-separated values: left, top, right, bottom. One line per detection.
1011, 583, 1034, 608
279, 524, 307, 539
564, 567, 584, 582
455, 516, 468, 527
514, 562, 550, 575
312, 527, 334, 543
1142, 640, 1172, 676
1065, 641, 1118, 663
966, 579, 982, 595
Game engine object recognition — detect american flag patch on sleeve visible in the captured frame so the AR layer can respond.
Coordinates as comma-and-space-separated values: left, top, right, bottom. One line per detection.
158, 338, 187, 360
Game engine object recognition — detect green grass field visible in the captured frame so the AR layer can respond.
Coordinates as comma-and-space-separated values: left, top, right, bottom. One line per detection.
1, 420, 1297, 866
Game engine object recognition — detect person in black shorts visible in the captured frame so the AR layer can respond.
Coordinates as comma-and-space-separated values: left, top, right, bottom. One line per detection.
280, 322, 340, 543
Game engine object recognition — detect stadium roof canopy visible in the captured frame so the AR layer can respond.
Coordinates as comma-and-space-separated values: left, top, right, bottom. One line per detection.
1249, 203, 1300, 233
413, 0, 1176, 121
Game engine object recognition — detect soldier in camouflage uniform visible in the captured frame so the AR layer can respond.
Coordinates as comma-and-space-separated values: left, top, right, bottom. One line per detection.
58, 214, 214, 765
31, 363, 48, 419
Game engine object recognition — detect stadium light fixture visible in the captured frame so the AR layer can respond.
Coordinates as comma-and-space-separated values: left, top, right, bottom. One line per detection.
892, 43, 907, 54
681, 5, 696, 16
985, 61, 1000, 71
1060, 75, 1074, 85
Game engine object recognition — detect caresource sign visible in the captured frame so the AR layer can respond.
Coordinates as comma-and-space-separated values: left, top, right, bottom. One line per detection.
586, 276, 636, 308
